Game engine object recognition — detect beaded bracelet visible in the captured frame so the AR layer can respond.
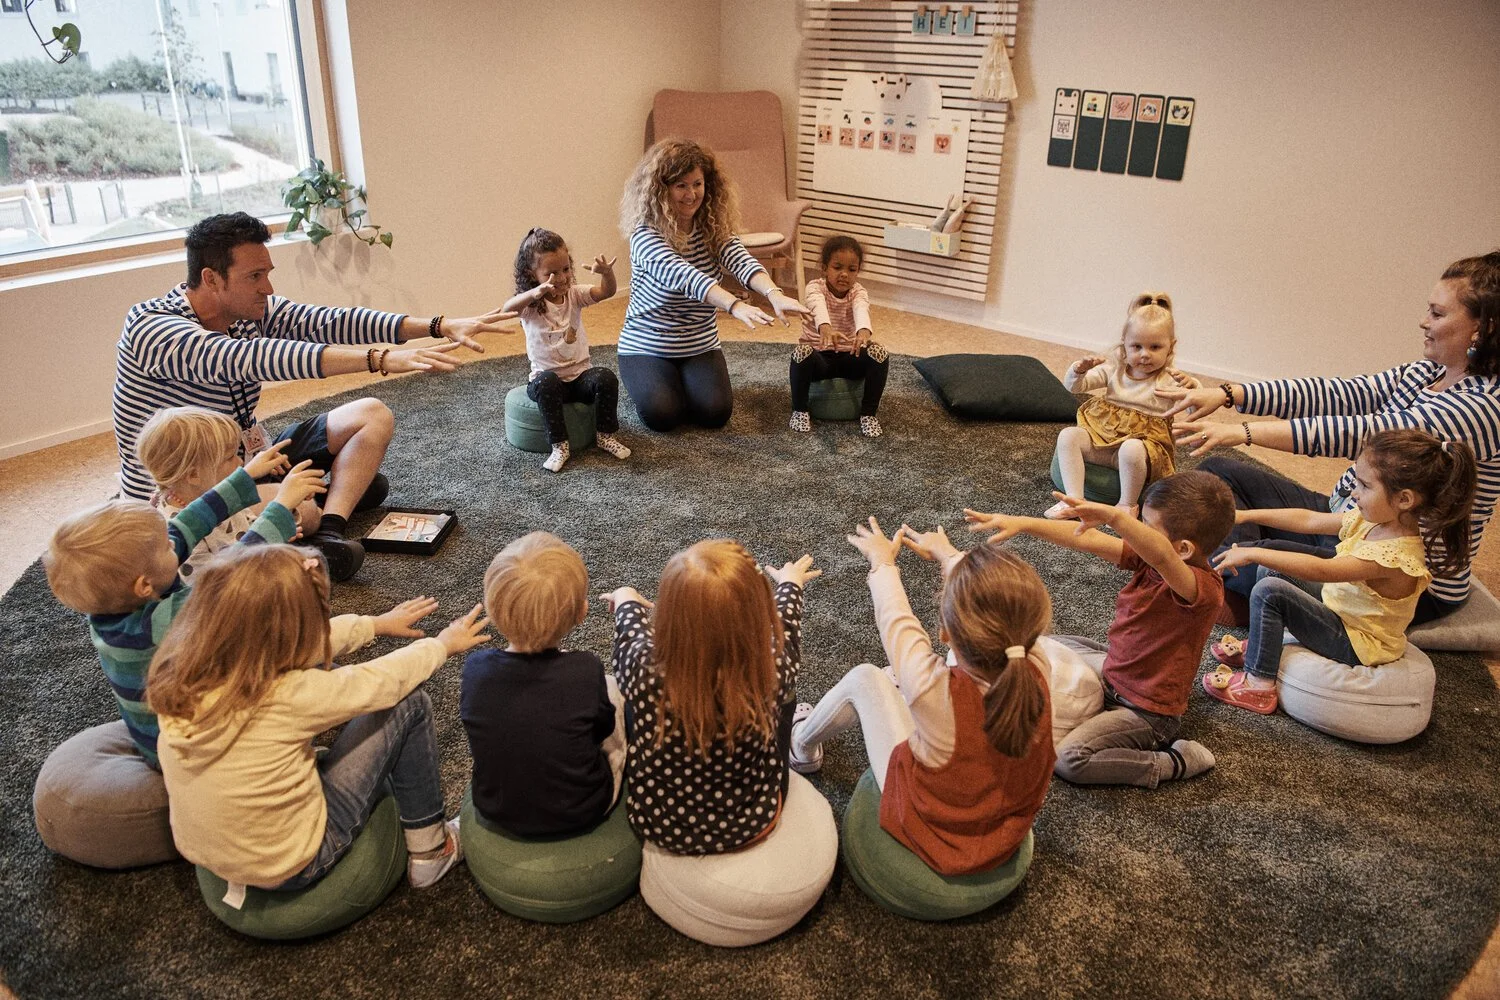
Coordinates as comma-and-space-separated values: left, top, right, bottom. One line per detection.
1219, 382, 1235, 410
378, 348, 391, 376
1242, 421, 1253, 446
366, 347, 378, 374
428, 315, 444, 339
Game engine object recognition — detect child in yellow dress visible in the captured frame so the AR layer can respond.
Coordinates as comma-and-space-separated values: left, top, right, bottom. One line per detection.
1049, 292, 1197, 519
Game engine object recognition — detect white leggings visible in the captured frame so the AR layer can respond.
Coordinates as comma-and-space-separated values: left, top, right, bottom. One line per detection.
604, 674, 627, 805
792, 663, 915, 789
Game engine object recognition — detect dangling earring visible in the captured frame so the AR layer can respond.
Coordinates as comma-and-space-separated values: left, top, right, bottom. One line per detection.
1468, 337, 1480, 362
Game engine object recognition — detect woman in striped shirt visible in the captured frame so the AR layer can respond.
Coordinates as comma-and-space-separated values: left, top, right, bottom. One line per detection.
1164, 251, 1500, 624
616, 139, 808, 431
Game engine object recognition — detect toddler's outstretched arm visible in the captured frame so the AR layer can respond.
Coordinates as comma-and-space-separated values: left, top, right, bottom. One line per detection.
1214, 545, 1418, 593
963, 505, 1124, 563
1049, 493, 1201, 602
1235, 507, 1344, 535
587, 254, 618, 302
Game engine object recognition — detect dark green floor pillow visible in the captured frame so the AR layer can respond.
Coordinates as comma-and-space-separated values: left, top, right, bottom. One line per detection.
1049, 451, 1123, 505
841, 769, 1033, 921
808, 378, 864, 422
504, 385, 598, 454
912, 354, 1079, 422
461, 788, 641, 923
196, 793, 406, 940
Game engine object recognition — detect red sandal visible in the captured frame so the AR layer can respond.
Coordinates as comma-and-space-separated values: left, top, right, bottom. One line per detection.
1202, 667, 1278, 715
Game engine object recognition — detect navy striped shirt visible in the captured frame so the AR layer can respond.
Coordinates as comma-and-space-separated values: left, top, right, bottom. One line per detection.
619, 227, 764, 357
1241, 361, 1500, 603
113, 283, 404, 499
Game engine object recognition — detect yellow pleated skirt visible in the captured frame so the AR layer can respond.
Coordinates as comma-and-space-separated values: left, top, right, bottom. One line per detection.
1075, 396, 1177, 481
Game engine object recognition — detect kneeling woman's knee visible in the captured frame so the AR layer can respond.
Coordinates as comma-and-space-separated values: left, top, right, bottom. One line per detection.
635, 397, 682, 432
695, 398, 733, 429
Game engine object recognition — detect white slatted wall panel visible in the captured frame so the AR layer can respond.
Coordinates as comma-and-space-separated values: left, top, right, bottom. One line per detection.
798, 1, 1017, 301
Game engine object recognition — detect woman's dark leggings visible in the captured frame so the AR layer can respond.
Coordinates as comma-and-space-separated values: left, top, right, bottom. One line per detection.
617, 350, 733, 432
525, 368, 620, 444
788, 347, 890, 416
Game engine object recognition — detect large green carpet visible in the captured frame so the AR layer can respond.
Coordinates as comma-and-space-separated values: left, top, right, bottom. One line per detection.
2, 343, 1497, 999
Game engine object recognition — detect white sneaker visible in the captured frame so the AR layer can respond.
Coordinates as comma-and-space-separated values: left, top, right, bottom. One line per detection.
859, 415, 883, 438
596, 433, 631, 459
789, 411, 811, 433
542, 442, 570, 472
788, 702, 823, 774
408, 817, 462, 889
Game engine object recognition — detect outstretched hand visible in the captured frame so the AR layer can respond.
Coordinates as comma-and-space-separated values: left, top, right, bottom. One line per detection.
373, 596, 439, 637
899, 524, 960, 563
764, 289, 810, 327
728, 300, 775, 330
437, 603, 492, 656
763, 554, 822, 589
244, 439, 291, 480
272, 459, 326, 511
1172, 418, 1246, 457
847, 516, 902, 569
439, 307, 520, 352
587, 254, 617, 276
1157, 385, 1226, 421
963, 508, 1023, 543
600, 586, 652, 613
1211, 544, 1259, 577
1046, 491, 1121, 534
1073, 355, 1109, 374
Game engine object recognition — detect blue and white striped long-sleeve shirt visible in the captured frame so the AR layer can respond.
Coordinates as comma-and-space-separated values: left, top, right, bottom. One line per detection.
113, 283, 405, 500
618, 226, 765, 357
1241, 361, 1500, 603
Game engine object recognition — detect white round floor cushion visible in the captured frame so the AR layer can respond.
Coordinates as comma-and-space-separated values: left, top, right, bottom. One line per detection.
1276, 639, 1435, 745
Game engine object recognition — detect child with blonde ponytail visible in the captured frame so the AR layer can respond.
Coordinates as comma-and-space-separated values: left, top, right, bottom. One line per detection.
789, 518, 1055, 876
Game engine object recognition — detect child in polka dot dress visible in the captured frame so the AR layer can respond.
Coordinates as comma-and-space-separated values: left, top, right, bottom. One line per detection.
603, 541, 819, 854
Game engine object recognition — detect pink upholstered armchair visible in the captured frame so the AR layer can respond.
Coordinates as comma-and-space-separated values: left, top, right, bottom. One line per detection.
649, 89, 811, 297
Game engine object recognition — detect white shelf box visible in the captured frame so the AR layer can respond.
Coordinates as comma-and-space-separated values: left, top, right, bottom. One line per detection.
882, 224, 961, 257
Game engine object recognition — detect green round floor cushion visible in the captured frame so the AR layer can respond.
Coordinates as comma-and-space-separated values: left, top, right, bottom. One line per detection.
504, 385, 598, 454
196, 793, 406, 940
1049, 451, 1122, 505
841, 769, 1033, 921
460, 789, 641, 923
808, 378, 864, 422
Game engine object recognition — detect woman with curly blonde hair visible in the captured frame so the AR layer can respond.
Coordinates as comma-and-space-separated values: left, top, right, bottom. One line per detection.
617, 138, 808, 431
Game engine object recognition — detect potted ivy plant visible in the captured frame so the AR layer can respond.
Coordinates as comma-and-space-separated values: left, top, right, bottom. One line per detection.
282, 159, 394, 248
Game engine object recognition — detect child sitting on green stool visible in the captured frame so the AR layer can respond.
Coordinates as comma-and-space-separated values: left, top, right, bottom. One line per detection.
789, 235, 890, 438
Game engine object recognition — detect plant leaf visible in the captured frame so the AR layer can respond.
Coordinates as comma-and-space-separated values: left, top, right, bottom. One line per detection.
306, 222, 331, 244
379, 231, 394, 249
52, 24, 82, 56
286, 210, 303, 232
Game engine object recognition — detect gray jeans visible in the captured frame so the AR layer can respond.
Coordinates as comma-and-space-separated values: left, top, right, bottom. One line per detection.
1053, 684, 1182, 789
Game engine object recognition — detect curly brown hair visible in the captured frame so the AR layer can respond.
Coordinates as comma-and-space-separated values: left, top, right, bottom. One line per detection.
1442, 250, 1500, 379
619, 138, 741, 256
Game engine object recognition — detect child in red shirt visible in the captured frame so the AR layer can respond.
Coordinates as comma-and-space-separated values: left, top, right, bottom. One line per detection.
966, 470, 1235, 788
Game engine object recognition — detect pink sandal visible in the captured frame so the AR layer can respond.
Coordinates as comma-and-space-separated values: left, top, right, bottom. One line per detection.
1202, 667, 1278, 715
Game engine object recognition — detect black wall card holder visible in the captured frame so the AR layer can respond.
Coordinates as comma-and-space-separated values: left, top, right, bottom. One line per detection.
1050, 88, 1194, 181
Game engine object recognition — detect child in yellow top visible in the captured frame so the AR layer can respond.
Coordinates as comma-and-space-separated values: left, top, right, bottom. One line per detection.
1205, 429, 1477, 715
1050, 292, 1198, 519
148, 544, 492, 890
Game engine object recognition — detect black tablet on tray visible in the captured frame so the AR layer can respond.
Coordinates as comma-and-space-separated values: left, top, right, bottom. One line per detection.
361, 508, 457, 555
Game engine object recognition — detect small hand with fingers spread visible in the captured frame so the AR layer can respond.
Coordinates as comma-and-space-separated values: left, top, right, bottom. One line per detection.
763, 554, 822, 589
899, 524, 960, 563
847, 516, 903, 569
587, 254, 617, 276
373, 596, 439, 637
437, 603, 492, 656
272, 459, 326, 510
600, 586, 652, 613
1072, 355, 1109, 375
438, 307, 520, 352
244, 439, 292, 480
1211, 544, 1259, 577
1046, 491, 1120, 534
963, 508, 1024, 543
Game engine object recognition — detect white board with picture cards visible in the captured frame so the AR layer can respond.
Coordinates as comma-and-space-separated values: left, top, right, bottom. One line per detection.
812, 74, 970, 209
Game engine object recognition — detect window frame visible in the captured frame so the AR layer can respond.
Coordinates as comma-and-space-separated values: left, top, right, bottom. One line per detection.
0, 0, 341, 281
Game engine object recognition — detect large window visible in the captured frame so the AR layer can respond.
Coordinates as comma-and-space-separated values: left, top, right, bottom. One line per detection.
0, 0, 325, 268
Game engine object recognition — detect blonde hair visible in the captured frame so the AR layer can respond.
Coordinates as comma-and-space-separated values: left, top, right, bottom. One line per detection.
44, 499, 167, 614
483, 532, 588, 651
136, 406, 240, 493
146, 544, 331, 730
651, 540, 781, 756
939, 544, 1053, 758
1118, 290, 1177, 368
619, 138, 741, 256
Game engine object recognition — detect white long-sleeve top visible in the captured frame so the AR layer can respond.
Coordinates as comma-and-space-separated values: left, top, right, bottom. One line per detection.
1063, 359, 1196, 417
158, 615, 447, 887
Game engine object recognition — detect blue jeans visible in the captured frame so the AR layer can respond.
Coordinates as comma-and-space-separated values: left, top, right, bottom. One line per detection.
1246, 574, 1362, 681
274, 689, 444, 890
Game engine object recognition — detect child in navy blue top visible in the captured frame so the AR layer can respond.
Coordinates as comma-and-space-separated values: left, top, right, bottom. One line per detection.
460, 532, 625, 837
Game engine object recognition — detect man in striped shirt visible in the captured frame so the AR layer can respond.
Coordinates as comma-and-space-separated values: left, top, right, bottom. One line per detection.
113, 213, 514, 580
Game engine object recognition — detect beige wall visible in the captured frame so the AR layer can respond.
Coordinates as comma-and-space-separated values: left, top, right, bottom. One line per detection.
721, 0, 1500, 382
0, 0, 721, 458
